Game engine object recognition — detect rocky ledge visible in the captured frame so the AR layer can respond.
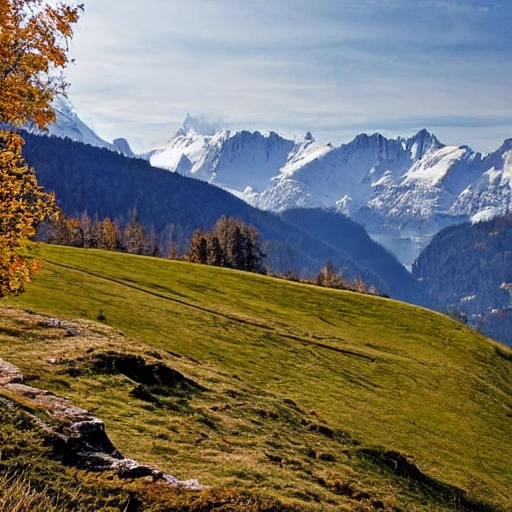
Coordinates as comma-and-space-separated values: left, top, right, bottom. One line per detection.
0, 356, 203, 490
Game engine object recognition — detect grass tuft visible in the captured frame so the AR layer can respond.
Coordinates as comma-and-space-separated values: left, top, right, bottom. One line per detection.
0, 473, 59, 512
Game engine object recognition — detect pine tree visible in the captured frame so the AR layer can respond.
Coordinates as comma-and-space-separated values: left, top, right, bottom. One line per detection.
244, 224, 265, 273
99, 218, 120, 251
225, 223, 244, 269
184, 216, 266, 273
124, 222, 145, 255
185, 229, 208, 264
64, 217, 83, 247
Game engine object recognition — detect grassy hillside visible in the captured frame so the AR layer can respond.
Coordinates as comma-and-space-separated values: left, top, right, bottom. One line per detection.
1, 244, 511, 511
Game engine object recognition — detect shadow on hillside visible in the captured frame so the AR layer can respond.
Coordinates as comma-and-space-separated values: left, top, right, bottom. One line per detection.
358, 448, 503, 512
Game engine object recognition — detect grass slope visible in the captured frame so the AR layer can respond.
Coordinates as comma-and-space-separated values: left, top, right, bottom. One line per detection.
1, 244, 511, 511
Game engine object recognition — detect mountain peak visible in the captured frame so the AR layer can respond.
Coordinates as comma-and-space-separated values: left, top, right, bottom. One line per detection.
113, 138, 134, 158
25, 94, 113, 151
409, 128, 441, 145
407, 129, 443, 158
176, 113, 224, 137
304, 131, 315, 142
499, 138, 512, 151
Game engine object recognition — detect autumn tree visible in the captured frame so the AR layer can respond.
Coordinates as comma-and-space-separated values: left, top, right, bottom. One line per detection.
206, 235, 222, 266
36, 212, 81, 246
0, 132, 56, 294
98, 217, 121, 251
123, 211, 146, 255
316, 260, 344, 288
0, 0, 81, 295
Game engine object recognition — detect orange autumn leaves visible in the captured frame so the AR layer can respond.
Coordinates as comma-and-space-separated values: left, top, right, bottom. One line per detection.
0, 0, 81, 295
0, 0, 81, 128
0, 131, 57, 295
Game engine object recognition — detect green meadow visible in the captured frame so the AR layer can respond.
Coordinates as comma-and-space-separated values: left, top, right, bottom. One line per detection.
1, 244, 511, 511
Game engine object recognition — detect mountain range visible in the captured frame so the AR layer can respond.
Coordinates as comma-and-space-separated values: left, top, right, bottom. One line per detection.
22, 132, 420, 303
150, 122, 512, 267
39, 99, 512, 268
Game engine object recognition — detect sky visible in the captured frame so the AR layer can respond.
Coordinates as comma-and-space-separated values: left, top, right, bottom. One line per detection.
65, 0, 512, 154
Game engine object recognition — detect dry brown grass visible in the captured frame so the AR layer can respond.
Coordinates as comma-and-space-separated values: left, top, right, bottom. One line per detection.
0, 473, 58, 512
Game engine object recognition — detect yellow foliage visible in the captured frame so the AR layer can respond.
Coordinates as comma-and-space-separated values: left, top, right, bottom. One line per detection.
0, 0, 81, 296
0, 0, 82, 128
0, 131, 56, 295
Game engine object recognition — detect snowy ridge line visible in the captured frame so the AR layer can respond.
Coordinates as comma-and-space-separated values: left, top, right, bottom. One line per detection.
31, 97, 512, 266
148, 122, 512, 266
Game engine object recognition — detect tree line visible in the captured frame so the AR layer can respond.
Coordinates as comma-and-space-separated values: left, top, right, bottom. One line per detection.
39, 213, 267, 274
39, 212, 381, 296
273, 260, 380, 296
39, 211, 184, 259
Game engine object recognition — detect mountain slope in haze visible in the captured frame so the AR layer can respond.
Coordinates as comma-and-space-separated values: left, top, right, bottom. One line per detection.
2, 245, 511, 511
21, 132, 419, 300
413, 215, 512, 345
24, 95, 135, 157
151, 122, 512, 267
280, 208, 421, 300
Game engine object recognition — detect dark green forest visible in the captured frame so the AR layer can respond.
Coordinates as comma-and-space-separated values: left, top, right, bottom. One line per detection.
23, 132, 418, 301
413, 216, 512, 344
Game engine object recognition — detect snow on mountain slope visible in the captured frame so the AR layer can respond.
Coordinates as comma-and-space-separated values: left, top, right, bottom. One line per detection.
150, 125, 295, 193
25, 96, 135, 157
450, 139, 512, 218
150, 121, 512, 267
256, 131, 441, 214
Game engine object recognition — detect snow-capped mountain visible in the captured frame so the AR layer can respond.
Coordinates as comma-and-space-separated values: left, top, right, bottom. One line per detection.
25, 95, 135, 158
27, 103, 512, 267
113, 138, 135, 158
150, 122, 512, 267
150, 124, 295, 195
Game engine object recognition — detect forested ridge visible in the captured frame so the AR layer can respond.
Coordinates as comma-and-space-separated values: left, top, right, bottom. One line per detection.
413, 216, 512, 311
413, 215, 512, 344
22, 132, 421, 301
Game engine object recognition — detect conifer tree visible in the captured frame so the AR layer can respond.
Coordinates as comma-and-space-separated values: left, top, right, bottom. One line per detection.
185, 229, 208, 264
206, 235, 223, 266
185, 216, 266, 273
62, 217, 82, 247
124, 221, 145, 255
0, 0, 81, 296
